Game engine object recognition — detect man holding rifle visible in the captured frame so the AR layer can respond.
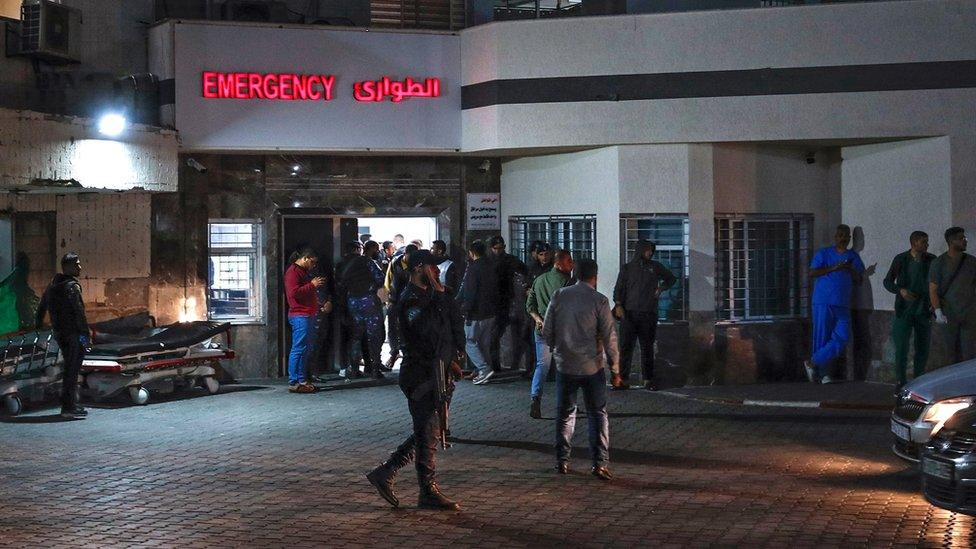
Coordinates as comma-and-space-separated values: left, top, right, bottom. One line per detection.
366, 250, 465, 511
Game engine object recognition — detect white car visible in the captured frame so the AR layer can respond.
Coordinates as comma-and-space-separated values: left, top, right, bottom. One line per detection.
891, 359, 976, 463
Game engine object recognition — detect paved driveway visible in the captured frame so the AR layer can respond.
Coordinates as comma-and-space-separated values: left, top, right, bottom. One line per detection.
0, 379, 970, 547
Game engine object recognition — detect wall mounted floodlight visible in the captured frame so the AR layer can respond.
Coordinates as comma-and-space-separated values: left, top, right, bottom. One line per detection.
97, 112, 128, 137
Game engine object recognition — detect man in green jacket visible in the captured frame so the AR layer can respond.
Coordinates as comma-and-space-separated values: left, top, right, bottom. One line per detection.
526, 249, 574, 418
883, 231, 935, 387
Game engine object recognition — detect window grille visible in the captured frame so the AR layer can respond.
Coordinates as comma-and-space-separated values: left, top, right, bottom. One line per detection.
208, 222, 265, 323
509, 215, 596, 265
715, 214, 813, 321
620, 215, 689, 322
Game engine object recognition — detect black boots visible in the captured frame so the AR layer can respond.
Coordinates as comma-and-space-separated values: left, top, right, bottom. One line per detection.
366, 463, 400, 508
418, 483, 460, 511
60, 406, 87, 419
530, 397, 542, 419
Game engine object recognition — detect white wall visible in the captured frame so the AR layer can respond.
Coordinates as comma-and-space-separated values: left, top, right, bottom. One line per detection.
841, 137, 953, 312
151, 21, 461, 152
712, 144, 841, 246
618, 144, 690, 214
0, 108, 179, 192
501, 148, 620, 296
460, 1, 976, 235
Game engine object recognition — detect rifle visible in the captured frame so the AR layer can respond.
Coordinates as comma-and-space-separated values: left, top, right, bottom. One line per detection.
433, 359, 450, 449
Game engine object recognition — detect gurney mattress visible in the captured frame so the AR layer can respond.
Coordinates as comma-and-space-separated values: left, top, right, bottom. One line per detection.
89, 321, 230, 357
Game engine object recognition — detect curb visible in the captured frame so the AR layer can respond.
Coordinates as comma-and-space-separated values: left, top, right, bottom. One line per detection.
658, 391, 892, 411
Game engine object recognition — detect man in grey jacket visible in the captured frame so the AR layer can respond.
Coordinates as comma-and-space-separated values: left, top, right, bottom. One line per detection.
542, 258, 623, 481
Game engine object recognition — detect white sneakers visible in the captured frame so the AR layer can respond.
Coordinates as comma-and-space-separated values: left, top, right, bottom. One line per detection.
472, 370, 495, 385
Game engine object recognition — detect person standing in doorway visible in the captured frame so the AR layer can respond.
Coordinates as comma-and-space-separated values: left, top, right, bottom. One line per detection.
384, 244, 418, 371
36, 253, 90, 419
431, 240, 461, 291
805, 224, 865, 384
340, 241, 388, 379
929, 227, 976, 364
284, 248, 325, 393
542, 259, 623, 480
526, 249, 573, 418
612, 240, 677, 391
457, 240, 498, 384
884, 231, 935, 388
393, 234, 406, 254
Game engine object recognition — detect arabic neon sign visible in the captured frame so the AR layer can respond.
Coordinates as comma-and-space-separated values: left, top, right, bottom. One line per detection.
353, 77, 440, 103
200, 71, 441, 103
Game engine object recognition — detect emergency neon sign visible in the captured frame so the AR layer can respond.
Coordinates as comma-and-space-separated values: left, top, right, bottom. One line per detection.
201, 71, 442, 103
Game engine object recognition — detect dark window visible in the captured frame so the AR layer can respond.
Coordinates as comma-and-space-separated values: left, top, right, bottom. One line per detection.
509, 215, 596, 264
620, 215, 688, 322
715, 214, 813, 321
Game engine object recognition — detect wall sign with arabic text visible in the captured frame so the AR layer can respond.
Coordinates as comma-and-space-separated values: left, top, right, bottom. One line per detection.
466, 193, 500, 230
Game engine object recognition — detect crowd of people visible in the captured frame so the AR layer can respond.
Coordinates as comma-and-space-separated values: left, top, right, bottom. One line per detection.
805, 225, 976, 390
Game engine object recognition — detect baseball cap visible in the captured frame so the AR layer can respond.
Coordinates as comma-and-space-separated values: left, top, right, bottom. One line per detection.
407, 250, 440, 270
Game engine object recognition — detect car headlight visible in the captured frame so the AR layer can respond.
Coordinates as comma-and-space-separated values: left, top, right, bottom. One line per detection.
922, 397, 975, 435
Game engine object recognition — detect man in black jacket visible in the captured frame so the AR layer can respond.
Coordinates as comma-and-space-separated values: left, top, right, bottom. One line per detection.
457, 240, 499, 384
366, 250, 465, 510
612, 240, 676, 391
36, 253, 90, 419
488, 235, 528, 373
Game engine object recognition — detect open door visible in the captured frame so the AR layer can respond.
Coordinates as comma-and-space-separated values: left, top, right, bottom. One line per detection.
279, 215, 357, 378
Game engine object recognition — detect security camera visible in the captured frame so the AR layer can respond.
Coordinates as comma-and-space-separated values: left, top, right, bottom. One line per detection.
477, 160, 492, 173
805, 152, 816, 165
186, 158, 208, 173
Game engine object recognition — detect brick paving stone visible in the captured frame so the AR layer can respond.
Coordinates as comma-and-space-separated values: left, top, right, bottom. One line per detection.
0, 379, 974, 547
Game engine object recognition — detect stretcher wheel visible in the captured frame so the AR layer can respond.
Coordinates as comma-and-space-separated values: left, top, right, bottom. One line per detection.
2, 394, 22, 416
129, 386, 150, 406
203, 376, 220, 395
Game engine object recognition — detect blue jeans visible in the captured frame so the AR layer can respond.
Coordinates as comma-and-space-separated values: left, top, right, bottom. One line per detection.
811, 304, 851, 378
288, 315, 316, 384
530, 331, 552, 398
464, 319, 495, 375
555, 368, 610, 467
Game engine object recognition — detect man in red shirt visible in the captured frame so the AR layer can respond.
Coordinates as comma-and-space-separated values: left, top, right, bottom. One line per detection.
285, 248, 326, 393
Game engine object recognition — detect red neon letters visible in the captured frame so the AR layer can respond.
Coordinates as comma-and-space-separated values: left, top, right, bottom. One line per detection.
202, 72, 336, 101
353, 77, 441, 103
201, 72, 442, 104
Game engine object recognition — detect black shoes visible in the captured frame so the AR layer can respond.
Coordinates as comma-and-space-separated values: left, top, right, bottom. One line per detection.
530, 397, 542, 419
60, 406, 87, 419
643, 381, 657, 392
366, 465, 399, 508
556, 462, 570, 475
591, 465, 613, 481
418, 483, 460, 511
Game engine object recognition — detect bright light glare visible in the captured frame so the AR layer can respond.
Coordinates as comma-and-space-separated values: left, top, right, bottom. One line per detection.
97, 113, 127, 137
922, 397, 974, 435
72, 139, 136, 190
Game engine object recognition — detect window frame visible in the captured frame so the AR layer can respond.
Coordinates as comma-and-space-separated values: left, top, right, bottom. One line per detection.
207, 219, 267, 325
508, 214, 597, 265
619, 214, 690, 323
714, 213, 813, 323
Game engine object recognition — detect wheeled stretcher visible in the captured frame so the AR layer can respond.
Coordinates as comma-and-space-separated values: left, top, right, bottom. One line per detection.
81, 320, 235, 406
0, 330, 62, 416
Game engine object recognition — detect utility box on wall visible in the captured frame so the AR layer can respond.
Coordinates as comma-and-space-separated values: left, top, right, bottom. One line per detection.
19, 0, 81, 64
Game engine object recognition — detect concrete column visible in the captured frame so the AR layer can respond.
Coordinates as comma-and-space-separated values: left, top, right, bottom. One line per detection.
686, 144, 716, 384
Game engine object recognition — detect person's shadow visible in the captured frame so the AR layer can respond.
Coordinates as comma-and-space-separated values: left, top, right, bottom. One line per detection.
850, 226, 878, 381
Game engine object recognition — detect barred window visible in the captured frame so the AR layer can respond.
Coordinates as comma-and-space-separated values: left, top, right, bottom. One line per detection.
715, 214, 813, 321
509, 215, 596, 264
208, 222, 265, 323
620, 215, 689, 322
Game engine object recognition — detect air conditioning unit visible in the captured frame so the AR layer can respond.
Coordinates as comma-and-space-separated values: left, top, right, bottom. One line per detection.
220, 1, 290, 23
20, 0, 82, 64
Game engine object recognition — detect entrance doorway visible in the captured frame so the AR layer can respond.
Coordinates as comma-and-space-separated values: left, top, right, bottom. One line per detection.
356, 217, 437, 250
279, 214, 439, 378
